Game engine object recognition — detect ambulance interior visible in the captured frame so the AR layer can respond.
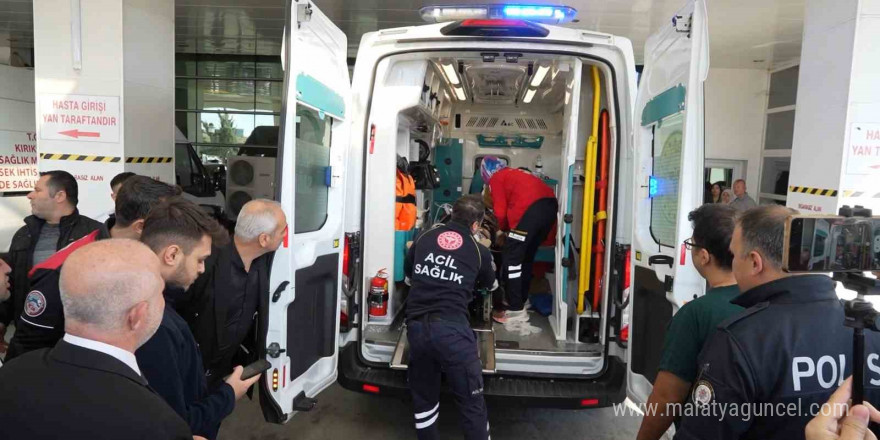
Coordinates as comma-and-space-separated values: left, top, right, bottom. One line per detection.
360, 51, 625, 376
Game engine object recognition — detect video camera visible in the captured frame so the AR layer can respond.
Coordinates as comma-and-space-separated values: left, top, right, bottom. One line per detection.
783, 206, 880, 406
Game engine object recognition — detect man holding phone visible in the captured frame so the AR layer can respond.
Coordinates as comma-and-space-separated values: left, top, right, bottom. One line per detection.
135, 198, 261, 440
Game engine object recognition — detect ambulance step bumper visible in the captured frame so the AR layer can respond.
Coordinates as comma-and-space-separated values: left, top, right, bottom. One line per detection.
338, 344, 626, 408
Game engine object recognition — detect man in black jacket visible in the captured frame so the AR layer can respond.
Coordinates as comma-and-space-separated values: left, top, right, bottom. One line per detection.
136, 198, 260, 439
0, 239, 191, 439
178, 199, 286, 387
0, 170, 108, 350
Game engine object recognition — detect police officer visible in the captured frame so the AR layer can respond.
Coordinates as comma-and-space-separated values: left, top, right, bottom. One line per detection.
404, 194, 497, 440
675, 205, 880, 440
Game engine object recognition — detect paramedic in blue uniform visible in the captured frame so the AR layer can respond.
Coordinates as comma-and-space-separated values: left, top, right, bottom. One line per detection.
404, 194, 497, 440
674, 205, 880, 440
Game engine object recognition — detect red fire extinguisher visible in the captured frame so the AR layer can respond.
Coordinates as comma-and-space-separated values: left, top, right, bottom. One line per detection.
369, 269, 389, 317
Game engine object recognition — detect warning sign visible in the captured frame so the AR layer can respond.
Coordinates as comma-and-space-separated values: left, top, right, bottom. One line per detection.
0, 130, 38, 192
846, 123, 880, 175
38, 94, 120, 143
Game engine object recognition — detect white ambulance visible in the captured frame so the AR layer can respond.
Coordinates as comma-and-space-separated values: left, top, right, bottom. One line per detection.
258, 0, 709, 422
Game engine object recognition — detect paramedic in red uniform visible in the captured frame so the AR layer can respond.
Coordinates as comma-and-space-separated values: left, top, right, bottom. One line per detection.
480, 156, 557, 324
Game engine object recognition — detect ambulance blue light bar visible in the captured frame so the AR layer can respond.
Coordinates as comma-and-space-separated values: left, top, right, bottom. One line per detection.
420, 4, 577, 24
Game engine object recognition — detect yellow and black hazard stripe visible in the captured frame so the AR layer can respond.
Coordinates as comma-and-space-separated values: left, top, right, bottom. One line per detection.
126, 156, 173, 164
40, 153, 120, 163
842, 190, 880, 198
788, 186, 838, 197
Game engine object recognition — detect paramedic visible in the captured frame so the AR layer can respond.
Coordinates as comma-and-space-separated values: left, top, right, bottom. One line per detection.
636, 204, 743, 440
674, 205, 880, 440
109, 176, 181, 239
728, 179, 757, 212
136, 198, 258, 440
479, 156, 557, 324
0, 171, 108, 353
177, 199, 286, 388
404, 194, 497, 440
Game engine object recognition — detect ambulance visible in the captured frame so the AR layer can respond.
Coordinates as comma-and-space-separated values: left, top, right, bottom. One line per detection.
258, 0, 709, 422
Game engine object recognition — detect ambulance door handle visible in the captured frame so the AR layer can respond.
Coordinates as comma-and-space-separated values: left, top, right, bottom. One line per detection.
648, 255, 673, 268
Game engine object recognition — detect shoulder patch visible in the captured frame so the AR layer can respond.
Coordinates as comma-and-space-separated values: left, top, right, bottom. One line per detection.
716, 301, 769, 330
437, 231, 463, 250
24, 290, 47, 317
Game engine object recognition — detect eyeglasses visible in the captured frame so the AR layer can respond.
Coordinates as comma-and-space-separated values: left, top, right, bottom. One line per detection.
683, 238, 703, 250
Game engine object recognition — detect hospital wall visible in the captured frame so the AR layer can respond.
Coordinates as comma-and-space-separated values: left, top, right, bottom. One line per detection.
0, 65, 35, 253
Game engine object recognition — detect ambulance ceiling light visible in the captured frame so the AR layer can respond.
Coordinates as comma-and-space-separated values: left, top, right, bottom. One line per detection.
420, 4, 576, 24
454, 86, 467, 101
530, 64, 550, 88
523, 88, 537, 104
442, 62, 461, 86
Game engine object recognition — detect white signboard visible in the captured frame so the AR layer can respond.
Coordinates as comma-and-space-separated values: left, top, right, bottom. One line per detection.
846, 123, 880, 175
38, 94, 120, 143
0, 130, 38, 192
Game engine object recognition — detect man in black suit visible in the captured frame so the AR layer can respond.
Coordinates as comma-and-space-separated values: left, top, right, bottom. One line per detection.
178, 199, 286, 388
0, 239, 192, 439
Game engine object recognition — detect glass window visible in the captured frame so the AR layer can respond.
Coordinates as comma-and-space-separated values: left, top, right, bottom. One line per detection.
255, 81, 283, 113
256, 61, 284, 79
650, 113, 684, 247
174, 143, 195, 188
294, 106, 332, 233
768, 66, 799, 109
764, 110, 796, 150
198, 80, 256, 112
760, 157, 791, 196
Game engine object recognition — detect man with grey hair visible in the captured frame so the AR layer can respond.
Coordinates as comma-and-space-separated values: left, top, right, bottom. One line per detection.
728, 179, 757, 212
0, 239, 192, 439
674, 205, 880, 440
177, 199, 287, 387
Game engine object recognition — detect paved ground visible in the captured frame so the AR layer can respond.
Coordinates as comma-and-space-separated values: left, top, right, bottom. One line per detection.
220, 384, 643, 440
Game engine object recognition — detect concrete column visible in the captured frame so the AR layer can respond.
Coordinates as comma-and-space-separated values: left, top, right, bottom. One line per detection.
787, 0, 880, 215
32, 0, 174, 218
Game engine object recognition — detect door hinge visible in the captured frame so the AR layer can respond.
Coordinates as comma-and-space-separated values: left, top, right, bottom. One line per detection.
672, 13, 692, 37
296, 2, 313, 28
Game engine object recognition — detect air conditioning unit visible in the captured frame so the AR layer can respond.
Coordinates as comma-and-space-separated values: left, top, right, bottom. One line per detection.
225, 156, 276, 220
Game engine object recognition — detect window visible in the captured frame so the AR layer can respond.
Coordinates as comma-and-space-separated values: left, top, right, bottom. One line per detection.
758, 64, 798, 206
650, 113, 684, 247
294, 106, 333, 233
175, 54, 283, 163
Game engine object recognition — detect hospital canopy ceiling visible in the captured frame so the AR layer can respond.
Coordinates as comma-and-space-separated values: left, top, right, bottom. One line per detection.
1, 0, 804, 68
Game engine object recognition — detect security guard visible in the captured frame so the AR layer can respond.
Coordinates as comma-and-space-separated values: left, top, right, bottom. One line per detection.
404, 195, 497, 440
675, 205, 880, 440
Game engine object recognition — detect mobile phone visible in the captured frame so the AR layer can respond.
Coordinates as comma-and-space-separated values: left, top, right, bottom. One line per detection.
783, 215, 880, 273
240, 359, 271, 381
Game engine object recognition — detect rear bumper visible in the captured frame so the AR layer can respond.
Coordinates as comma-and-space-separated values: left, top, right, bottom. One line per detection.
337, 343, 626, 409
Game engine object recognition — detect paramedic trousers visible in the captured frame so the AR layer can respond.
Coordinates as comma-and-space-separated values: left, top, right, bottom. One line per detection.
501, 197, 558, 311
407, 316, 489, 440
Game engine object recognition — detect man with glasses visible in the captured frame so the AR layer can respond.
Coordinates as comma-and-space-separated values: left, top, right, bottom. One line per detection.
636, 204, 743, 440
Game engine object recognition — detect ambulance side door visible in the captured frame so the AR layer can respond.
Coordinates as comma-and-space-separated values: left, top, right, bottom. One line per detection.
626, 0, 709, 406
260, 0, 351, 423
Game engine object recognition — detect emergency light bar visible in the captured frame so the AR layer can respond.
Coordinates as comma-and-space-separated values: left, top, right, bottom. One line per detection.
420, 4, 577, 24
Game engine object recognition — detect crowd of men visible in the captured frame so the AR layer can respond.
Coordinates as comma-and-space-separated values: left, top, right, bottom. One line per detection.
0, 170, 286, 439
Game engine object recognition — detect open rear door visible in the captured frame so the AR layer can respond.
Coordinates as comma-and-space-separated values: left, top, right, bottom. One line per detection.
626, 0, 709, 406
260, 0, 350, 423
